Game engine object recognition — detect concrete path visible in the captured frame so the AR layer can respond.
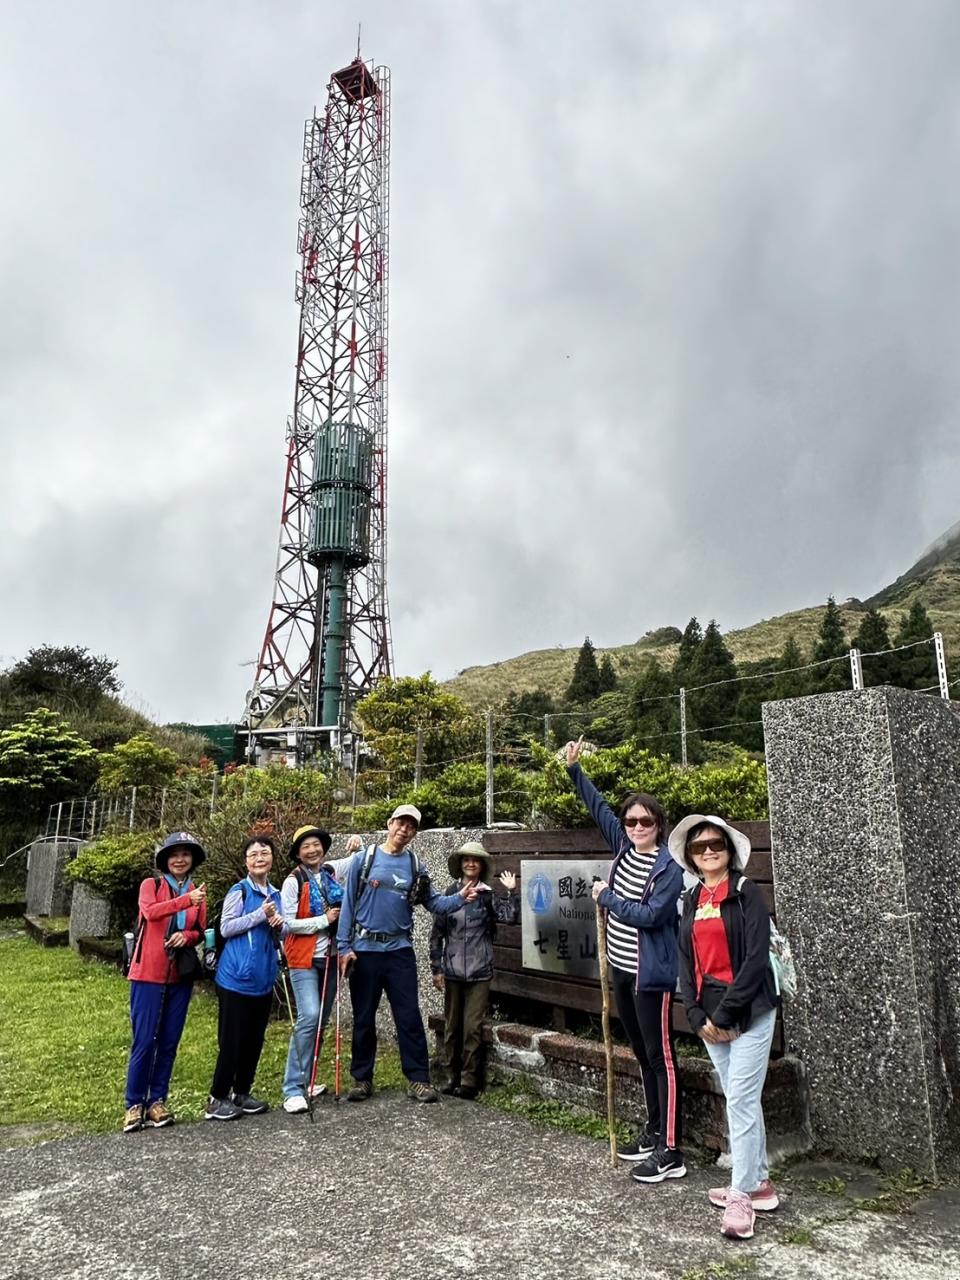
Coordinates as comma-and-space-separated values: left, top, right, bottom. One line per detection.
1, 1093, 957, 1280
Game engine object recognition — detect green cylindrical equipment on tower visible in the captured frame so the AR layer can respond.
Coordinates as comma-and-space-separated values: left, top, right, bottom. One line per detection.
309, 420, 374, 568
309, 420, 374, 725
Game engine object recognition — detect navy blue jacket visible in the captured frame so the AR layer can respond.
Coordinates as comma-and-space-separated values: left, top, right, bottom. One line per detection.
568, 763, 683, 993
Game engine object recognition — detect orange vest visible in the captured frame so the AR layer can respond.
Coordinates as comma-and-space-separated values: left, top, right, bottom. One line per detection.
284, 874, 321, 969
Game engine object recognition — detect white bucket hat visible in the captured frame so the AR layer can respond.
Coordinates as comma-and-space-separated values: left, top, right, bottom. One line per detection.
667, 814, 751, 873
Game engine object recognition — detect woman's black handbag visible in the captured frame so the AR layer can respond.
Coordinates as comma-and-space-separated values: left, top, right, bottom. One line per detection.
173, 943, 203, 982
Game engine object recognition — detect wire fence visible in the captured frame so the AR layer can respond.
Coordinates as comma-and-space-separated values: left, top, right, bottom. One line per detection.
41, 633, 954, 839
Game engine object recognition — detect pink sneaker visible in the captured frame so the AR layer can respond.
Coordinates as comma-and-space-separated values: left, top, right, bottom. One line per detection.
721, 1189, 756, 1239
708, 1179, 780, 1212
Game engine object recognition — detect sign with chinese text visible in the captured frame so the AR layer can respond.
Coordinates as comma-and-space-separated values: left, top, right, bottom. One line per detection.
520, 858, 610, 978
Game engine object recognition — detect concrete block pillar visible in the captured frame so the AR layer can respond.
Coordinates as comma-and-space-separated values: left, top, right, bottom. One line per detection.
25, 838, 76, 917
763, 687, 960, 1179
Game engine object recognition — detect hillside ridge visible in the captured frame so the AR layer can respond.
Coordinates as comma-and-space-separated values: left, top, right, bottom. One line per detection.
444, 526, 960, 707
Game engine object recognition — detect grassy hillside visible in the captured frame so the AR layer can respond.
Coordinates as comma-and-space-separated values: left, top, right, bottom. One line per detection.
444, 531, 960, 708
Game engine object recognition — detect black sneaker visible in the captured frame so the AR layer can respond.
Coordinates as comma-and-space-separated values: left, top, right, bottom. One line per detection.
440, 1081, 460, 1096
617, 1131, 658, 1162
204, 1097, 242, 1122
233, 1093, 269, 1115
631, 1146, 687, 1183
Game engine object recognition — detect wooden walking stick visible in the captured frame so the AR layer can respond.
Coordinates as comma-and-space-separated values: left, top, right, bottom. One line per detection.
596, 900, 617, 1166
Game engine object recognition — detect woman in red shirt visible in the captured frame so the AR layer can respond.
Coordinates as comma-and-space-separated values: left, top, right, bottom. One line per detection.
123, 831, 207, 1133
673, 815, 779, 1242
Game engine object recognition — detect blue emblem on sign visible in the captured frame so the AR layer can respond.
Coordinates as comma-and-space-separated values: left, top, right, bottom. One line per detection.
526, 872, 553, 915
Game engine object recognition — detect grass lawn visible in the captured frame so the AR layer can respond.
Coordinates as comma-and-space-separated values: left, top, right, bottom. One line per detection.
0, 932, 403, 1135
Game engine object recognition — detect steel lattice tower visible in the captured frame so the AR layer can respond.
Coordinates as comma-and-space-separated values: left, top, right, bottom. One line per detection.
242, 56, 393, 760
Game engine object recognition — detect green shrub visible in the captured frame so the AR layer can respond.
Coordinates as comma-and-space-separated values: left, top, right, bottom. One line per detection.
527, 740, 768, 825
65, 830, 161, 927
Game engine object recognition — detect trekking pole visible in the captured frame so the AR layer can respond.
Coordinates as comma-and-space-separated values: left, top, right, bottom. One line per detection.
306, 951, 333, 1123
334, 958, 343, 1104
596, 901, 617, 1167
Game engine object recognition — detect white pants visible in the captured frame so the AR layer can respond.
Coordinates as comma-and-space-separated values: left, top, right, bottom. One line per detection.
705, 1006, 777, 1192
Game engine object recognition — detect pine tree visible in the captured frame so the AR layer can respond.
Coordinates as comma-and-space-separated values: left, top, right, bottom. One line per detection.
893, 602, 938, 690
672, 617, 703, 687
852, 609, 893, 686
811, 596, 849, 692
628, 656, 681, 757
773, 636, 811, 700
597, 654, 618, 693
687, 620, 739, 739
566, 636, 602, 703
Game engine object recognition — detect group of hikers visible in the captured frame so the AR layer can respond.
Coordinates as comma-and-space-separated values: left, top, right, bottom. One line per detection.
122, 749, 781, 1243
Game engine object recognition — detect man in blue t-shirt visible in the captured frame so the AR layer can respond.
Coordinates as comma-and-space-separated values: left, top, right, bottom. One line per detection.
337, 804, 478, 1102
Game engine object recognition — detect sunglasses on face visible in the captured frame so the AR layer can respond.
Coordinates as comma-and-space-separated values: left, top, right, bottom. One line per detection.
688, 837, 728, 855
624, 816, 656, 829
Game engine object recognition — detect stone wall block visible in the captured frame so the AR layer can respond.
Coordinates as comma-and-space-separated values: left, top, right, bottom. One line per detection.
764, 687, 960, 1179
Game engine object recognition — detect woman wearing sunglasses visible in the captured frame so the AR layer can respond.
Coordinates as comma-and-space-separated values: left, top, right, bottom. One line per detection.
670, 815, 779, 1241
565, 739, 686, 1185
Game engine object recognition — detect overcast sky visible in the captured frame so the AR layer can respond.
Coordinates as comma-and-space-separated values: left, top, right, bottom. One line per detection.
2, 0, 959, 724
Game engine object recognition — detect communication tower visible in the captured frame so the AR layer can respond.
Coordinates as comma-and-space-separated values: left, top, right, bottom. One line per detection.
241, 54, 393, 764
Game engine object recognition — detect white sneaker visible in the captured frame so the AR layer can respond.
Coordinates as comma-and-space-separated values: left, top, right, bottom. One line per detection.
283, 1095, 309, 1114
309, 1083, 327, 1097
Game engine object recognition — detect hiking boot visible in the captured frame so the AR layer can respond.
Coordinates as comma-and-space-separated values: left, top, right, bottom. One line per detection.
709, 1179, 780, 1212
233, 1093, 269, 1115
347, 1079, 373, 1102
721, 1189, 756, 1239
407, 1082, 439, 1103
204, 1096, 242, 1122
617, 1130, 658, 1162
631, 1146, 687, 1183
457, 1085, 479, 1101
144, 1100, 174, 1128
440, 1081, 460, 1096
122, 1104, 144, 1133
283, 1095, 309, 1114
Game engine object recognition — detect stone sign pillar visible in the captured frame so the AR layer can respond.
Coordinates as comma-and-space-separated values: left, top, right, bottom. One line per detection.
25, 838, 76, 918
763, 687, 960, 1180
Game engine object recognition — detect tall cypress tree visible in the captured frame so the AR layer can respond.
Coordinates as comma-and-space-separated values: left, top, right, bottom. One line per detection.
852, 608, 893, 686
893, 601, 938, 689
566, 636, 602, 703
628, 656, 681, 757
811, 596, 849, 692
773, 635, 811, 700
673, 617, 703, 687
687, 620, 739, 737
597, 653, 618, 693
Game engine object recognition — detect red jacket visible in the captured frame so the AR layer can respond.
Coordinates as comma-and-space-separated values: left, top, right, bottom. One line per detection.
128, 875, 207, 985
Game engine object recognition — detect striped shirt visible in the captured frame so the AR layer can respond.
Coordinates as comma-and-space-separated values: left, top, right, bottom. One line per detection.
606, 846, 659, 974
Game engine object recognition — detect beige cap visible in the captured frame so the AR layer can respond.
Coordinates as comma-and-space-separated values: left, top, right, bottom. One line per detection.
389, 804, 422, 827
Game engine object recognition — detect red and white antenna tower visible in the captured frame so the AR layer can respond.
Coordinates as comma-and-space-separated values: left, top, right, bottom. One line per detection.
242, 54, 393, 760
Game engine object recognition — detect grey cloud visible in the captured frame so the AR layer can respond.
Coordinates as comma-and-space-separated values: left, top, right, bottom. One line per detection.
3, 1, 960, 718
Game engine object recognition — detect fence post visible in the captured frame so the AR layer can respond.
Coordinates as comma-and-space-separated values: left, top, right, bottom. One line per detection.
414, 727, 423, 789
54, 802, 63, 841
679, 688, 688, 768
352, 738, 360, 808
68, 799, 75, 839
485, 709, 494, 827
81, 798, 88, 838
849, 648, 864, 691
128, 787, 137, 832
934, 632, 950, 700
543, 714, 552, 747
89, 799, 97, 838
